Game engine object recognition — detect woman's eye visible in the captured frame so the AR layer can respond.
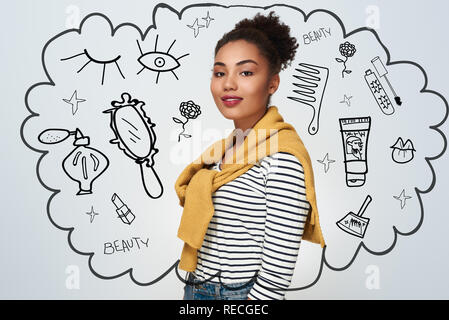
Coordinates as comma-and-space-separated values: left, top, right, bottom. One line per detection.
213, 71, 224, 77
241, 71, 253, 76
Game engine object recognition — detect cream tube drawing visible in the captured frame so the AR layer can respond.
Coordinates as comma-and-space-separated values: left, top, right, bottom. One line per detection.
339, 117, 371, 187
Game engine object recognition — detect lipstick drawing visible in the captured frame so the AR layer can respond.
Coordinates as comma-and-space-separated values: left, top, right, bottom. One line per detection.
111, 193, 135, 225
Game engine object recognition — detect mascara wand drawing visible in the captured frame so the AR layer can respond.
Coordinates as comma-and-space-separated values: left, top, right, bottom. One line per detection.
287, 63, 329, 135
371, 56, 402, 106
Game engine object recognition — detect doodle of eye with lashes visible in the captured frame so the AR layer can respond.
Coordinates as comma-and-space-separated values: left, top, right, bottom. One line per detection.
136, 34, 190, 84
61, 49, 125, 85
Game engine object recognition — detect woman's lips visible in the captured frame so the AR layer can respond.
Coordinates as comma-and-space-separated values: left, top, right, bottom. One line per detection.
221, 95, 243, 107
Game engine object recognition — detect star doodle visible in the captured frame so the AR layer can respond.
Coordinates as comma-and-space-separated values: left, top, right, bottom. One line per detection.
339, 94, 353, 107
85, 206, 99, 223
317, 153, 336, 173
202, 11, 215, 28
393, 189, 412, 209
63, 90, 86, 115
187, 18, 205, 38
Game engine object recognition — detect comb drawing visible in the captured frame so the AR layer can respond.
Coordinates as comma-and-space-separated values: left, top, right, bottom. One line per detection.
287, 62, 329, 135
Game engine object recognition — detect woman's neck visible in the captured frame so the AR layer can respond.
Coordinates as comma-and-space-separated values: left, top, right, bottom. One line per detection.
233, 106, 268, 133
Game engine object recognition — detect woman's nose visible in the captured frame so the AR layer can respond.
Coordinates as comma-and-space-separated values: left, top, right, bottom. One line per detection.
223, 74, 237, 91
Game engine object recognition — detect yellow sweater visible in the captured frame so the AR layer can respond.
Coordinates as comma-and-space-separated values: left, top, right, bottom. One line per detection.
174, 106, 325, 272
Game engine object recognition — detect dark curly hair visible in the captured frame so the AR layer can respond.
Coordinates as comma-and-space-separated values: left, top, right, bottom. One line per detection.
214, 11, 299, 76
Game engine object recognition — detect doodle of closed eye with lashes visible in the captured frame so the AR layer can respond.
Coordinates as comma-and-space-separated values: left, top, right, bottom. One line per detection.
61, 49, 125, 85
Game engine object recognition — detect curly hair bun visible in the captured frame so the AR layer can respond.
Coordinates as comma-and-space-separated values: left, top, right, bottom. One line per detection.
233, 11, 298, 72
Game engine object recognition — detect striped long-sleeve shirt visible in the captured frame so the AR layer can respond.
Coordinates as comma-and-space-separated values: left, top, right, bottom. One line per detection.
193, 151, 310, 300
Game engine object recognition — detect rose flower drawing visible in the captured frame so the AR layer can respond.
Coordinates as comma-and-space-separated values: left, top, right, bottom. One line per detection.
336, 41, 357, 78
173, 100, 201, 142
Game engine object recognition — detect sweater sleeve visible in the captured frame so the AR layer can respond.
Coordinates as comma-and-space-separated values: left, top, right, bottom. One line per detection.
247, 152, 310, 300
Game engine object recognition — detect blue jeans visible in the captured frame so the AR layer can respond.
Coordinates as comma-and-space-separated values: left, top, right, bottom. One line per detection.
183, 273, 255, 300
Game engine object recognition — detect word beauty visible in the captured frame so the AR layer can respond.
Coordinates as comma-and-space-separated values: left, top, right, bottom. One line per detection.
303, 27, 331, 45
104, 237, 149, 255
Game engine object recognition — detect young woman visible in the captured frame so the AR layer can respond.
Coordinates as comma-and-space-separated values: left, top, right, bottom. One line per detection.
175, 11, 325, 300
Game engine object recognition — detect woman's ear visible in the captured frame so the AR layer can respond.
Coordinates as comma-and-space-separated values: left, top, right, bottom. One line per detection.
268, 73, 280, 95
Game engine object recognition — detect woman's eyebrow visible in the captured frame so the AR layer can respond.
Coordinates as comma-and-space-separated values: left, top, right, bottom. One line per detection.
214, 59, 258, 67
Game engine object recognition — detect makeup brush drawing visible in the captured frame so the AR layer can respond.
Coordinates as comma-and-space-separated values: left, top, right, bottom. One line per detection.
104, 92, 163, 199
336, 195, 372, 238
38, 128, 109, 195
317, 153, 336, 173
391, 137, 416, 164
173, 100, 202, 142
287, 62, 329, 135
86, 206, 99, 223
364, 69, 394, 115
371, 56, 402, 106
136, 35, 190, 83
63, 90, 86, 115
393, 189, 412, 209
335, 41, 356, 78
60, 49, 125, 85
111, 193, 135, 225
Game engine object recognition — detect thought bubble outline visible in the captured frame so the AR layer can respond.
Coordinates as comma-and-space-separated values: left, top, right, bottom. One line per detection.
20, 2, 448, 290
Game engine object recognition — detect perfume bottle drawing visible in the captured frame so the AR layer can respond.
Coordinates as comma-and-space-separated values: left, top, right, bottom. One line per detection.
38, 128, 109, 195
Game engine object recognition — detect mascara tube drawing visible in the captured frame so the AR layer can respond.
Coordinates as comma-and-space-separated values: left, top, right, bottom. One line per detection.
364, 69, 394, 115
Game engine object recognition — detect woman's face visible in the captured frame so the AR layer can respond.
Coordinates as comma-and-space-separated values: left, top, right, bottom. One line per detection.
210, 40, 279, 126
